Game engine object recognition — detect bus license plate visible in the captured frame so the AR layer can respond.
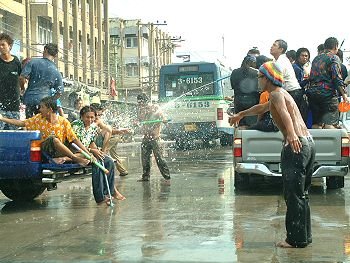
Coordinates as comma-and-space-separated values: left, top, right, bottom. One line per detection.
184, 124, 197, 132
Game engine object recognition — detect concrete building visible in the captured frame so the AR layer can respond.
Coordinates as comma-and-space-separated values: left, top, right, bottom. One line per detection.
0, 0, 109, 105
0, 0, 26, 59
109, 18, 174, 102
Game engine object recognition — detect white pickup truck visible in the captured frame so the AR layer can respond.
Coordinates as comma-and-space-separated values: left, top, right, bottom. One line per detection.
233, 124, 350, 190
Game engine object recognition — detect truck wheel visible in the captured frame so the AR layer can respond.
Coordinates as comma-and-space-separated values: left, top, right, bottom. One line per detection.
234, 172, 250, 190
0, 179, 45, 201
326, 176, 345, 189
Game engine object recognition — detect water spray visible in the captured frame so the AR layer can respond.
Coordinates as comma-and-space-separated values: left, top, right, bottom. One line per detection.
157, 75, 231, 114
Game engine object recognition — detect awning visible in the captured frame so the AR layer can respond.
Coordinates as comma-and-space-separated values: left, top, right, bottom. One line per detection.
85, 85, 100, 95
63, 78, 74, 86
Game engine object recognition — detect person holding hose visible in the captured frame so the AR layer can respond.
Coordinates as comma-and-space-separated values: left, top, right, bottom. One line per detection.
71, 105, 125, 205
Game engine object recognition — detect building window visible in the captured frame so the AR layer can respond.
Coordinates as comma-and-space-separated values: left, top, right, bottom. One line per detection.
69, 26, 73, 39
126, 63, 138, 77
94, 37, 97, 60
126, 37, 138, 48
79, 31, 82, 55
59, 21, 64, 35
38, 17, 52, 44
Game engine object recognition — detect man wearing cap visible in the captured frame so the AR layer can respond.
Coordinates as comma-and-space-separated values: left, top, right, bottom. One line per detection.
136, 93, 170, 182
230, 55, 260, 127
229, 61, 316, 248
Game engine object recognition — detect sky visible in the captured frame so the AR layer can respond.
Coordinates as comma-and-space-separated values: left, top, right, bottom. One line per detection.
109, 0, 350, 68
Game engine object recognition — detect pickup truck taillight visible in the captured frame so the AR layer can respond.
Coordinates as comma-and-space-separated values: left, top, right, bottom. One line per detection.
341, 137, 350, 157
233, 138, 242, 157
30, 140, 42, 162
217, 108, 223, 120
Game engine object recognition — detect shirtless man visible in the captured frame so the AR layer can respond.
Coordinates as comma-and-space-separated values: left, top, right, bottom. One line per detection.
229, 61, 316, 248
136, 93, 170, 182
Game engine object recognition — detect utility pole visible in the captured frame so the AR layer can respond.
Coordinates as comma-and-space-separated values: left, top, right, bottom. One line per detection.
137, 20, 142, 87
148, 22, 154, 100
25, 0, 31, 58
119, 19, 125, 100
138, 21, 167, 101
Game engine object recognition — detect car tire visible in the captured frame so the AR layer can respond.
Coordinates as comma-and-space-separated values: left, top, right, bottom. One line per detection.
0, 179, 45, 201
326, 176, 345, 189
234, 172, 250, 190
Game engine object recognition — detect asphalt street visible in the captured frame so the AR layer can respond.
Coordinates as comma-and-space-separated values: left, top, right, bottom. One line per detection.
0, 142, 349, 262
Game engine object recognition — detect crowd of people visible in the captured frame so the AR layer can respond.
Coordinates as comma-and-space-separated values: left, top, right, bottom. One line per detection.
0, 33, 171, 207
230, 37, 350, 131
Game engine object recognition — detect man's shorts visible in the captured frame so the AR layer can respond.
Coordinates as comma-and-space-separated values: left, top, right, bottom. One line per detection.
306, 88, 339, 126
41, 135, 61, 158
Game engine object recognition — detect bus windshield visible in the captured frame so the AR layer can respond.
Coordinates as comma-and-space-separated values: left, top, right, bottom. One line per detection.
164, 73, 214, 97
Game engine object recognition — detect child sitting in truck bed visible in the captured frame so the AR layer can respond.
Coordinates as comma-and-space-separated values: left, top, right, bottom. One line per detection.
0, 96, 90, 166
71, 105, 125, 204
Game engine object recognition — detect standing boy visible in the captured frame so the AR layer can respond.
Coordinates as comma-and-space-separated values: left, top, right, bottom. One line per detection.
0, 33, 22, 130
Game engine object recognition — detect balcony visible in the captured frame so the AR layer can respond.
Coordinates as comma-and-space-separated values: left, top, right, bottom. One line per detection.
1, 1, 25, 17
30, 0, 53, 19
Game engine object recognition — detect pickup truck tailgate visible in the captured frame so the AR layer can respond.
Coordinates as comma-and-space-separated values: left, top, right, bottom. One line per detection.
239, 129, 344, 162
310, 129, 343, 162
241, 131, 283, 162
0, 130, 42, 179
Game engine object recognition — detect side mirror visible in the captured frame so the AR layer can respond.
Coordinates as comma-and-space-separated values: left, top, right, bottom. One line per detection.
227, 106, 235, 116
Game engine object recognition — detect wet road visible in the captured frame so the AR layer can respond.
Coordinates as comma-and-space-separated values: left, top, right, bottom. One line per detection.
0, 142, 350, 262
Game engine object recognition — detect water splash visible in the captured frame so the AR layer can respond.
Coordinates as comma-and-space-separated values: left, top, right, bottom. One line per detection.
158, 75, 231, 113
